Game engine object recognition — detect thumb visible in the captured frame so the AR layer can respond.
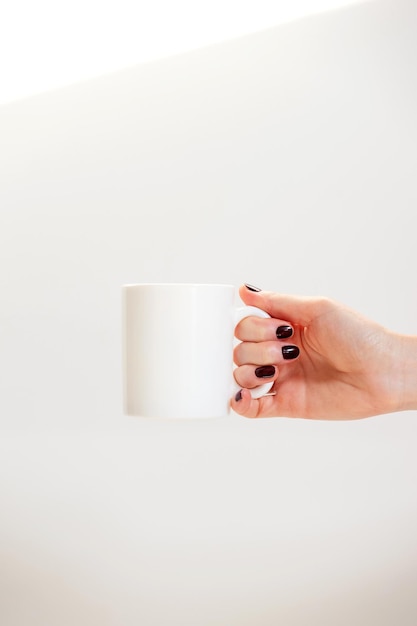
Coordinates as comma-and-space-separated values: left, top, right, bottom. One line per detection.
239, 283, 331, 327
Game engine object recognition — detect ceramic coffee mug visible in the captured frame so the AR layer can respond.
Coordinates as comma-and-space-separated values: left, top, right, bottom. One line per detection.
122, 283, 274, 418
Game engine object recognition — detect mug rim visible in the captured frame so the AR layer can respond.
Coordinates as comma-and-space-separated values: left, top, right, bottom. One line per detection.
122, 283, 235, 289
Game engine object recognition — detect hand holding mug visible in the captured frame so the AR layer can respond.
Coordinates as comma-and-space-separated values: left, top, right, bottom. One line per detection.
231, 284, 417, 420
122, 283, 275, 419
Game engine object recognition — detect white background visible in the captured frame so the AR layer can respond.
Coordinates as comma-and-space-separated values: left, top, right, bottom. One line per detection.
0, 0, 366, 104
1, 0, 417, 624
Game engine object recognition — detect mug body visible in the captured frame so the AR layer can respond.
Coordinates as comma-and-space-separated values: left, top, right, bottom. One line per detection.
123, 283, 236, 418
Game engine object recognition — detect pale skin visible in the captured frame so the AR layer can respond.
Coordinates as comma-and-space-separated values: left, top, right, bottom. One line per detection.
231, 284, 417, 419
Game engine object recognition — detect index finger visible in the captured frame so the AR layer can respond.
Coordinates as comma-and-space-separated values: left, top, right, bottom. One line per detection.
239, 285, 335, 327
235, 316, 294, 342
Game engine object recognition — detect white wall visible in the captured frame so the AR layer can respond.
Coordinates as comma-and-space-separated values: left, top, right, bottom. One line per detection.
0, 0, 367, 104
1, 1, 417, 624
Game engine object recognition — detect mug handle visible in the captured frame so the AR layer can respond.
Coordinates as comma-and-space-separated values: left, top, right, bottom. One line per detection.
233, 305, 274, 399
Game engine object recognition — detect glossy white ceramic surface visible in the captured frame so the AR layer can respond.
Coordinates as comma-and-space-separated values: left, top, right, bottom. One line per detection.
123, 283, 272, 418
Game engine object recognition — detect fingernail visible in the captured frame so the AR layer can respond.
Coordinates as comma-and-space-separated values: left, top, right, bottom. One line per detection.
276, 325, 293, 339
235, 390, 243, 401
244, 283, 262, 292
282, 345, 300, 360
255, 365, 276, 378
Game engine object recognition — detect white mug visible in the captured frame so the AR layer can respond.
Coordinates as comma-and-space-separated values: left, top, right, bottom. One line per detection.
122, 283, 273, 418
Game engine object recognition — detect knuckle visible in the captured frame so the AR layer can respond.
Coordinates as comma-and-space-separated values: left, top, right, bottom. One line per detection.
234, 320, 245, 340
236, 316, 267, 341
233, 343, 243, 364
234, 366, 252, 388
261, 341, 281, 364
315, 296, 335, 314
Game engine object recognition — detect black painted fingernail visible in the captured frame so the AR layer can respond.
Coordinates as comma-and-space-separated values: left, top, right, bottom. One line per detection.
235, 390, 243, 401
255, 365, 276, 378
276, 325, 293, 339
282, 345, 300, 360
244, 283, 262, 292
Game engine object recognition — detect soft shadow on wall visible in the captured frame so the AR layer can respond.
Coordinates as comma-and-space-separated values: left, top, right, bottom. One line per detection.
0, 3, 417, 625
0, 0, 416, 432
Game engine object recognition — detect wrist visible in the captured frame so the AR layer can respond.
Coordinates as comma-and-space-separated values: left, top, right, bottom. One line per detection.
393, 333, 417, 413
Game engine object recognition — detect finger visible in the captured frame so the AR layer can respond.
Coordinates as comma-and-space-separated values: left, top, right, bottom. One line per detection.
239, 284, 334, 327
231, 388, 277, 419
235, 316, 294, 342
234, 364, 280, 389
234, 340, 300, 366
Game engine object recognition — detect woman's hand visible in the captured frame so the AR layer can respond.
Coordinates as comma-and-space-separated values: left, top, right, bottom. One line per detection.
231, 284, 417, 419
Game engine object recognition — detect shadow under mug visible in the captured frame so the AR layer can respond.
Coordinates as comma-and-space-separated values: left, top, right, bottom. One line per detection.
122, 283, 273, 418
